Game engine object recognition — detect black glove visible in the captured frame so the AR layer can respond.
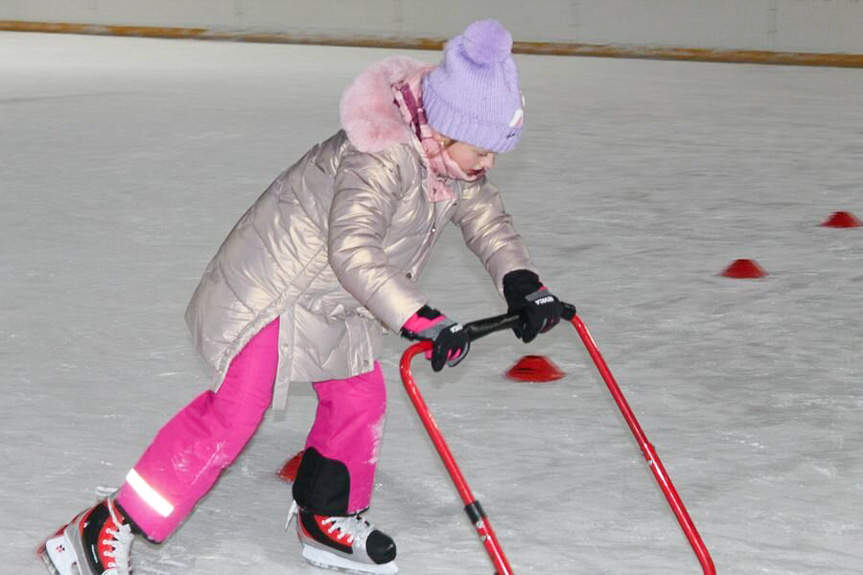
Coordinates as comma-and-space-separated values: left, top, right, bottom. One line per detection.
400, 305, 470, 372
503, 269, 562, 343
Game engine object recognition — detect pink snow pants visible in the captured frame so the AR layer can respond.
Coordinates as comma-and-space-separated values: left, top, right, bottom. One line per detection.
116, 318, 386, 542
303, 363, 387, 514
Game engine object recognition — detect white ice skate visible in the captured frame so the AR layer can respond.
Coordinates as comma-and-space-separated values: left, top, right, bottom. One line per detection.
287, 501, 398, 574
38, 497, 134, 575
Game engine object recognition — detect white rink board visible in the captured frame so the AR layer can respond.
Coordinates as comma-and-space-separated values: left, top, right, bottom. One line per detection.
2, 0, 863, 54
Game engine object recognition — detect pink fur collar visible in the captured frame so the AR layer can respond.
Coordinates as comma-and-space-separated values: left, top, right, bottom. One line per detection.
340, 56, 430, 153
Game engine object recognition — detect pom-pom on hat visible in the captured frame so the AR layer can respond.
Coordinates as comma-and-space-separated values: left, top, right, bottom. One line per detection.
422, 19, 524, 153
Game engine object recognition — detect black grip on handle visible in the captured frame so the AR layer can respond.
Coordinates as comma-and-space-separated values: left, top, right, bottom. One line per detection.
463, 312, 520, 342
560, 301, 576, 321
463, 300, 576, 343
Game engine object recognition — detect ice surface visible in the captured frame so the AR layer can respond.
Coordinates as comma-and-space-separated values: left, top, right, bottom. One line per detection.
2, 31, 862, 574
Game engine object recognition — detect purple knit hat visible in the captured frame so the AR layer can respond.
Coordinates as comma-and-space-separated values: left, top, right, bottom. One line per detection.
422, 19, 524, 153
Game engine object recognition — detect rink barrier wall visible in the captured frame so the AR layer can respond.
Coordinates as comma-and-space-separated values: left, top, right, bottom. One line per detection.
2, 20, 863, 69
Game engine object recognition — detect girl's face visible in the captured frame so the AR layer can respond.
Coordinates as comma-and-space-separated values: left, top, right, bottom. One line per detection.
446, 141, 496, 177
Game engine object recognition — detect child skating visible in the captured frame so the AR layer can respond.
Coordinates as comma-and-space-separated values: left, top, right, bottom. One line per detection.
40, 18, 562, 575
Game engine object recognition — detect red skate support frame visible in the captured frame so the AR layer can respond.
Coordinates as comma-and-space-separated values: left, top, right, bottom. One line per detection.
568, 311, 716, 574
399, 303, 715, 574
401, 340, 514, 575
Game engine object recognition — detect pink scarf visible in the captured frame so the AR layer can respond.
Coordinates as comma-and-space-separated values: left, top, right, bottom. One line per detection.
392, 70, 482, 202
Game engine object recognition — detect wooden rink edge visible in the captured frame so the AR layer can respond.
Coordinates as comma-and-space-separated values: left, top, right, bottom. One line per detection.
3, 20, 863, 68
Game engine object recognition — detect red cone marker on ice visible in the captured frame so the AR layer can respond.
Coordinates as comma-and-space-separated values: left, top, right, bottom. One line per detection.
721, 259, 767, 279
278, 450, 304, 482
505, 355, 565, 382
821, 211, 861, 228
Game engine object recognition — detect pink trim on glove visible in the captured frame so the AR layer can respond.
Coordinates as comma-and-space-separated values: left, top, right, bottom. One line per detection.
402, 312, 444, 333
403, 311, 444, 359
403, 310, 464, 362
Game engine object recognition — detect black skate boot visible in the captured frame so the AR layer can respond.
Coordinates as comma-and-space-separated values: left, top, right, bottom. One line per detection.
288, 501, 397, 574
38, 497, 134, 575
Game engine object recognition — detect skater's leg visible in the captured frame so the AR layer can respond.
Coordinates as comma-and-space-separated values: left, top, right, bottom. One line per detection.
116, 319, 280, 541
293, 362, 386, 515
290, 363, 396, 573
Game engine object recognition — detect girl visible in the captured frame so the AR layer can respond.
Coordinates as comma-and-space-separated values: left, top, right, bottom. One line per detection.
40, 18, 562, 575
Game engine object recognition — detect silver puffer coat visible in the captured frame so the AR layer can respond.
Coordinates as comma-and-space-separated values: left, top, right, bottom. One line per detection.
185, 56, 537, 408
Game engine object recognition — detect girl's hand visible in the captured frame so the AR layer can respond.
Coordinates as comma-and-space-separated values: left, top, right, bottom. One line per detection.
400, 306, 470, 372
503, 270, 562, 343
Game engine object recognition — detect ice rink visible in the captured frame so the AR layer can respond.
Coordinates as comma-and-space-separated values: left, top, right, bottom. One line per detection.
2, 31, 862, 574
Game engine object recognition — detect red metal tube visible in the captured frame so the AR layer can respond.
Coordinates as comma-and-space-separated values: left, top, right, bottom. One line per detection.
570, 314, 716, 575
400, 341, 514, 575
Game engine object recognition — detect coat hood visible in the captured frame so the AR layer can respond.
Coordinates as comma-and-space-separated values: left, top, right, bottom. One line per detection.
340, 56, 431, 153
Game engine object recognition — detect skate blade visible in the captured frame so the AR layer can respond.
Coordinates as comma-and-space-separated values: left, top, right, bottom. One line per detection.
36, 544, 61, 575
301, 544, 398, 575
36, 531, 81, 575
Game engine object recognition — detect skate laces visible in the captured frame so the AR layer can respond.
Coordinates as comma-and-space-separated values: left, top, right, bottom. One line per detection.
286, 500, 375, 548
321, 514, 375, 547
102, 499, 134, 575
286, 500, 299, 530
95, 485, 119, 498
